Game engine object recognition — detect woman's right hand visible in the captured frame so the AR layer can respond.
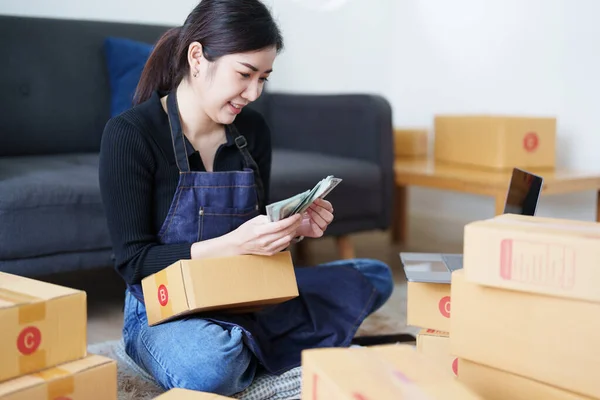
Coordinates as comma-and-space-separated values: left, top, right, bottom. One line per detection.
229, 214, 303, 256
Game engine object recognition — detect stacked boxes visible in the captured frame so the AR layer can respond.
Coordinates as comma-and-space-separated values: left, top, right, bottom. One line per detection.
416, 329, 457, 376
394, 128, 429, 158
406, 276, 457, 376
0, 272, 117, 399
451, 214, 600, 399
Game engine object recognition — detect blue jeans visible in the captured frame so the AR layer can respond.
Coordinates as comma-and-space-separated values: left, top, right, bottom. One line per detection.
122, 258, 393, 396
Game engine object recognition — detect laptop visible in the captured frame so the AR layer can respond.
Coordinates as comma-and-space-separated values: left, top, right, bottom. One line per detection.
399, 167, 544, 284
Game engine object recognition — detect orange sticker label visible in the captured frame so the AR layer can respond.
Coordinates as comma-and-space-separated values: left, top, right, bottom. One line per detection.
158, 284, 169, 307
17, 326, 41, 355
523, 132, 539, 152
438, 296, 451, 318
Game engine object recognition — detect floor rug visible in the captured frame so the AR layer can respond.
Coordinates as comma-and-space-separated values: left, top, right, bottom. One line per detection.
87, 309, 411, 400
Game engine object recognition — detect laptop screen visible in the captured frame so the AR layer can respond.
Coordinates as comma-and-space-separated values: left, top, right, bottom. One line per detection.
503, 168, 543, 216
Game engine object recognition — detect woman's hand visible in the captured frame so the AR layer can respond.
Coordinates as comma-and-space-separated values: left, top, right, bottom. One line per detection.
295, 198, 334, 239
228, 213, 303, 256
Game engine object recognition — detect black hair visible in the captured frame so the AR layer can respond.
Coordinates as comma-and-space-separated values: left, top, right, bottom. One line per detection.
134, 0, 283, 104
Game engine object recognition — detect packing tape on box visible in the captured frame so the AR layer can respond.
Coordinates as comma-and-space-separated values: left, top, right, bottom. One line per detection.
19, 350, 47, 376
0, 288, 48, 373
34, 367, 75, 399
0, 288, 46, 324
154, 269, 173, 319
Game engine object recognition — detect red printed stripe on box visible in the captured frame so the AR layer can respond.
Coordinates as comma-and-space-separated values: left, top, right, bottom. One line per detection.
499, 239, 576, 288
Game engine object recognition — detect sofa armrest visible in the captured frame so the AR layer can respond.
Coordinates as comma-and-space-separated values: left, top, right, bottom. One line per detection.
254, 92, 395, 232
258, 92, 394, 166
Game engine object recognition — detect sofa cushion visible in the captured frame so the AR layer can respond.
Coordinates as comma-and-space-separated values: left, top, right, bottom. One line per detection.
270, 149, 382, 222
0, 15, 168, 157
0, 154, 112, 261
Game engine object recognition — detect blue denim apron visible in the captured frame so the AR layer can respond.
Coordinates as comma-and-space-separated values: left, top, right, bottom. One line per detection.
127, 93, 377, 375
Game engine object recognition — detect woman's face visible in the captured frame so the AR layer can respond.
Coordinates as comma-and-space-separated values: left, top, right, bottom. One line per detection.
190, 44, 277, 125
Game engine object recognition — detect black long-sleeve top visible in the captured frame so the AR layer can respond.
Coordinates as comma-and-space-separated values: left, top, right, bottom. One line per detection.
98, 91, 272, 285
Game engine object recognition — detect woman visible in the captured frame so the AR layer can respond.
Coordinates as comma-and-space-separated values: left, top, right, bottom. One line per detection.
99, 0, 394, 396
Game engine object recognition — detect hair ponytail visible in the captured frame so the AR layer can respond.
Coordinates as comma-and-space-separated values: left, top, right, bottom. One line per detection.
133, 26, 182, 105
133, 0, 283, 106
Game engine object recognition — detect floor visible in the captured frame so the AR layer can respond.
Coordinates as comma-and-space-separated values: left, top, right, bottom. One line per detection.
40, 219, 462, 345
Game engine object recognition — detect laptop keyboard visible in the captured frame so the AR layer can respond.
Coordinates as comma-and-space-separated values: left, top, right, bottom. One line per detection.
441, 254, 464, 271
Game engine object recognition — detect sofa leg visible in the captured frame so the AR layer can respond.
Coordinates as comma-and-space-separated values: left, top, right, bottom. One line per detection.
336, 236, 355, 260
294, 240, 309, 264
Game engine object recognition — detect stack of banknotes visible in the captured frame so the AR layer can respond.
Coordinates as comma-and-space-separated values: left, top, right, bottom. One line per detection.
266, 175, 342, 222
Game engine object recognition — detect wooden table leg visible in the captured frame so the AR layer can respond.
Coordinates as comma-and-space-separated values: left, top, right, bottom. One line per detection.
336, 236, 355, 259
295, 240, 309, 264
596, 190, 600, 222
494, 192, 506, 215
391, 185, 408, 244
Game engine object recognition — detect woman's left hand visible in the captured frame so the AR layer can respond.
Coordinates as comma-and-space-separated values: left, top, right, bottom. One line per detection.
295, 198, 334, 239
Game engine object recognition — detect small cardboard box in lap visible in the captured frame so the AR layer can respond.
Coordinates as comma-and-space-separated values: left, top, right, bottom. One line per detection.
142, 251, 299, 326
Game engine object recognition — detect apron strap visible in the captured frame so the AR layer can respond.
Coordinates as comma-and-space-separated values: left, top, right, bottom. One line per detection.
228, 123, 266, 212
166, 92, 190, 173
165, 90, 266, 211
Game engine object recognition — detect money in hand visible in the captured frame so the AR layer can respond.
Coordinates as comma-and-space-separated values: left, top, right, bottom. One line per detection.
266, 175, 342, 222
265, 190, 309, 222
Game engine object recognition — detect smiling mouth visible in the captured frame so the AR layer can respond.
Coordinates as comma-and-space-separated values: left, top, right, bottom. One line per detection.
229, 102, 244, 109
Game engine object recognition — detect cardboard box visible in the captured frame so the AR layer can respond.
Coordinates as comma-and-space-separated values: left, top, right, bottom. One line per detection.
463, 214, 600, 303
450, 269, 600, 399
416, 329, 457, 377
457, 358, 595, 400
0, 354, 116, 400
0, 272, 87, 382
394, 129, 428, 157
434, 115, 556, 170
495, 213, 600, 227
154, 388, 233, 399
301, 345, 483, 399
142, 251, 299, 326
407, 282, 451, 331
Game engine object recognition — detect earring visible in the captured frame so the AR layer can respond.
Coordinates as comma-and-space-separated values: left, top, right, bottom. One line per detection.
193, 70, 198, 78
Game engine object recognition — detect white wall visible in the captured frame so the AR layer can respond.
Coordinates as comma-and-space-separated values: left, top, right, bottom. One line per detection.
0, 0, 199, 25
2, 0, 599, 227
389, 0, 600, 225
274, 0, 600, 226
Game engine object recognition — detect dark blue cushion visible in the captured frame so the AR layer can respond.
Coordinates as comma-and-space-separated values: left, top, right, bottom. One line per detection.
104, 37, 152, 117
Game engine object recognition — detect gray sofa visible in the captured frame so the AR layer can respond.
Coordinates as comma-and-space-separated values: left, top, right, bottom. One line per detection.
0, 15, 394, 278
